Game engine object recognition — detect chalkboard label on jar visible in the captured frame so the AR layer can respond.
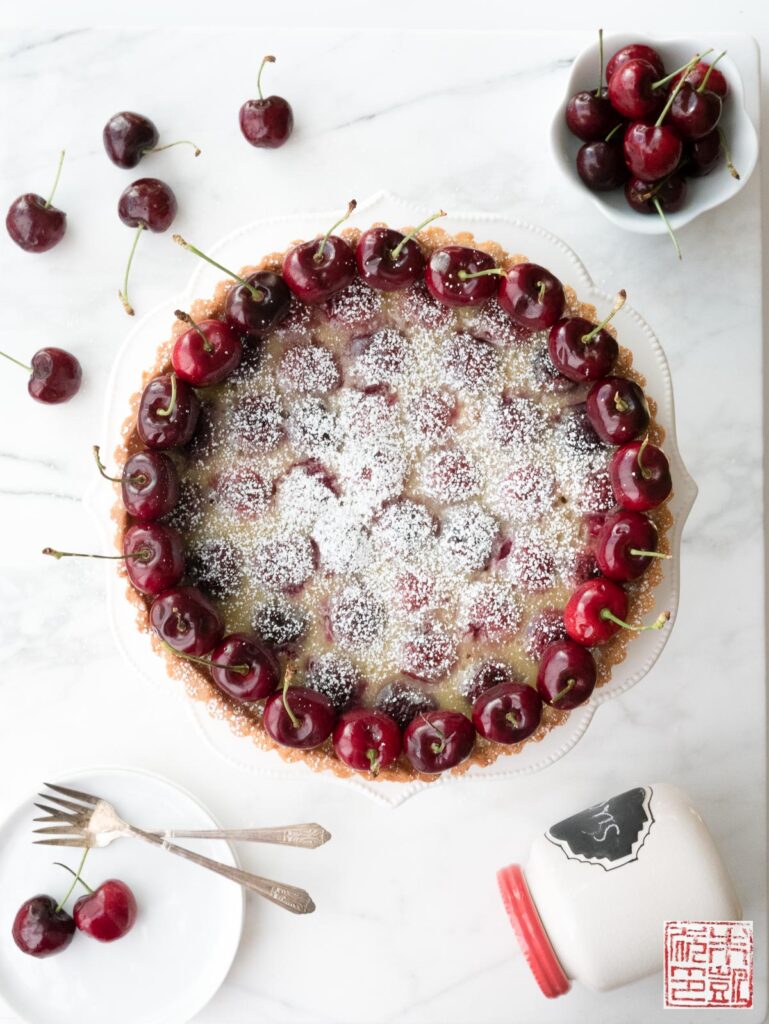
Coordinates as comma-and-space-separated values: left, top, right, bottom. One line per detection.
545, 786, 655, 871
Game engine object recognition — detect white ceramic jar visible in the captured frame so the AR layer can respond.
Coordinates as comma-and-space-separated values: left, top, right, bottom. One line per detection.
498, 783, 742, 996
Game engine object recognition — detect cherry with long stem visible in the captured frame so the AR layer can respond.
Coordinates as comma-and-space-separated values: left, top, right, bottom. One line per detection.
582, 290, 626, 343
0, 349, 32, 373
93, 445, 146, 487
156, 372, 176, 417
173, 236, 264, 301
54, 862, 94, 895
158, 636, 250, 676
256, 54, 275, 100
390, 210, 446, 262
281, 668, 301, 728
119, 224, 144, 316
43, 546, 152, 562
600, 608, 670, 632
315, 200, 357, 264
595, 29, 604, 97
144, 139, 200, 158
55, 848, 89, 914
175, 310, 213, 353
716, 127, 740, 179
44, 150, 66, 210
697, 51, 726, 93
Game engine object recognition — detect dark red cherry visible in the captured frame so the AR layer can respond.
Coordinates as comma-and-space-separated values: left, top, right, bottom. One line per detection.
670, 59, 728, 100
498, 263, 565, 330
669, 82, 722, 141
623, 122, 683, 181
171, 314, 241, 387
576, 139, 627, 191
101, 448, 179, 522
333, 709, 402, 774
596, 510, 666, 582
123, 522, 185, 595
137, 373, 200, 449
6, 151, 66, 253
586, 376, 650, 443
685, 131, 722, 176
12, 896, 75, 957
564, 577, 628, 645
403, 710, 476, 774
149, 585, 223, 656
565, 88, 622, 142
209, 632, 280, 702
239, 56, 294, 149
356, 212, 445, 292
608, 59, 665, 120
536, 640, 597, 708
606, 44, 665, 83
103, 112, 159, 167
472, 682, 543, 744
73, 880, 137, 942
283, 201, 357, 303
224, 271, 292, 337
548, 292, 623, 383
610, 438, 672, 511
425, 246, 497, 307
624, 174, 687, 213
11, 347, 82, 404
373, 679, 437, 730
263, 686, 336, 748
118, 177, 177, 232
460, 662, 520, 704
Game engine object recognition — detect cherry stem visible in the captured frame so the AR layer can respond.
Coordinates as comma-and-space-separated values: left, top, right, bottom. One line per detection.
655, 55, 702, 127
716, 127, 740, 180
158, 636, 250, 676
630, 548, 671, 560
652, 198, 682, 261
119, 223, 144, 316
551, 678, 576, 704
390, 210, 447, 262
505, 710, 522, 728
93, 444, 146, 487
45, 150, 65, 209
54, 862, 94, 894
43, 545, 152, 562
315, 200, 357, 263
0, 348, 32, 373
156, 372, 177, 418
144, 139, 201, 158
698, 51, 726, 93
614, 391, 630, 413
173, 235, 263, 301
257, 54, 276, 101
600, 608, 671, 632
536, 279, 547, 303
653, 49, 713, 91
637, 433, 652, 479
282, 671, 300, 729
605, 122, 622, 143
175, 309, 213, 352
596, 28, 604, 96
55, 847, 89, 913
581, 290, 626, 343
456, 266, 505, 281
366, 748, 381, 776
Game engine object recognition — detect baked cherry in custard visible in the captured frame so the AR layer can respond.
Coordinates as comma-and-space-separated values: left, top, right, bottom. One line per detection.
425, 246, 498, 307
137, 373, 200, 449
171, 312, 242, 387
263, 685, 335, 748
333, 708, 402, 773
283, 201, 357, 303
610, 437, 672, 510
536, 639, 597, 709
209, 633, 280, 701
548, 291, 624, 382
596, 509, 668, 581
94, 446, 179, 522
497, 262, 565, 330
586, 376, 649, 444
403, 710, 475, 773
356, 212, 445, 291
149, 586, 223, 655
472, 682, 543, 744
6, 150, 66, 253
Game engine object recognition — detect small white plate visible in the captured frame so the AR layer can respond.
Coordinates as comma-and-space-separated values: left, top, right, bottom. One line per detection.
0, 767, 243, 1024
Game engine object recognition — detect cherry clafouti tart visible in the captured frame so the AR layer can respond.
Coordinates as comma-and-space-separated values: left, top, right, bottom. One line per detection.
94, 213, 673, 782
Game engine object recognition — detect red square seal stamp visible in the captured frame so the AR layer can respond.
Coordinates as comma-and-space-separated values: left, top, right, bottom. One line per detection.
664, 920, 753, 1008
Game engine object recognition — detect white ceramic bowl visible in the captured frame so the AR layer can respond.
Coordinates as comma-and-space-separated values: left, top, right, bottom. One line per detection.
84, 191, 698, 807
551, 34, 758, 234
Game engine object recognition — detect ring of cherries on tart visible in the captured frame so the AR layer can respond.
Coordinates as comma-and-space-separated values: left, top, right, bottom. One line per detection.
565, 32, 738, 259
75, 205, 671, 778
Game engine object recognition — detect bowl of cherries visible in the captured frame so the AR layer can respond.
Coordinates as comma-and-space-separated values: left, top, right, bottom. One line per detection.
552, 32, 758, 256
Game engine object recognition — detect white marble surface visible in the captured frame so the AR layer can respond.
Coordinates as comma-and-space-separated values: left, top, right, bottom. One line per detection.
0, 12, 766, 1024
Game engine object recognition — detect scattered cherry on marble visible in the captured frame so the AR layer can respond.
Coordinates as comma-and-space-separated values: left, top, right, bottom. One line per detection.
564, 576, 669, 646
425, 245, 498, 307
0, 345, 81, 404
149, 585, 224, 655
403, 710, 476, 774
171, 310, 242, 387
239, 55, 294, 149
283, 200, 358, 303
6, 150, 67, 253
596, 509, 670, 582
605, 43, 665, 83
586, 375, 650, 444
566, 30, 623, 142
333, 708, 402, 774
536, 639, 597, 709
472, 682, 543, 744
610, 435, 673, 511
117, 177, 178, 314
136, 372, 200, 449
548, 290, 624, 382
103, 111, 200, 168
497, 262, 565, 330
356, 210, 446, 291
93, 445, 179, 522
263, 673, 336, 748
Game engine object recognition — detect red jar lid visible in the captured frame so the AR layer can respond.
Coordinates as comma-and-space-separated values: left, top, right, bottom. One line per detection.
497, 863, 570, 998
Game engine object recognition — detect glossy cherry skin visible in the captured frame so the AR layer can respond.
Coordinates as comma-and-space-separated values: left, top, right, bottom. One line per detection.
536, 640, 597, 708
608, 59, 664, 120
239, 95, 294, 148
596, 510, 660, 582
564, 577, 628, 646
586, 376, 649, 444
403, 710, 475, 774
425, 246, 497, 307
548, 317, 618, 382
333, 709, 402, 773
624, 123, 683, 182
27, 347, 82, 403
606, 44, 665, 83
123, 522, 185, 595
356, 227, 425, 291
6, 194, 66, 253
121, 450, 179, 522
686, 131, 721, 177
565, 88, 622, 142
263, 686, 336, 748
610, 440, 672, 511
283, 236, 356, 303
12, 896, 75, 957
172, 319, 242, 387
498, 263, 565, 330
224, 271, 292, 337
472, 682, 542, 744
136, 373, 200, 449
576, 140, 627, 191
73, 880, 137, 942
209, 633, 280, 702
625, 174, 687, 214
118, 178, 177, 232
103, 111, 159, 167
669, 83, 722, 141
671, 61, 728, 100
149, 585, 223, 656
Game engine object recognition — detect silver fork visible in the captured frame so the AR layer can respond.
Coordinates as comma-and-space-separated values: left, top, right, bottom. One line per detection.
33, 783, 322, 915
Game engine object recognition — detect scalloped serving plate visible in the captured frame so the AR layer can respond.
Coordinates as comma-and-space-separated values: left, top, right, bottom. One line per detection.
84, 191, 697, 807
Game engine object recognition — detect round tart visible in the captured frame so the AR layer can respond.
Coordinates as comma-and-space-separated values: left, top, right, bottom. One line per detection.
114, 219, 672, 781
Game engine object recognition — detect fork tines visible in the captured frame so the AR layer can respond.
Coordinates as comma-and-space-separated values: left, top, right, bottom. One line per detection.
31, 782, 99, 847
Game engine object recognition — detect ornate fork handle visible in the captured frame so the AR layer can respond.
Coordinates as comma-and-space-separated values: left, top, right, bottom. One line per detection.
154, 823, 331, 849
130, 826, 316, 914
